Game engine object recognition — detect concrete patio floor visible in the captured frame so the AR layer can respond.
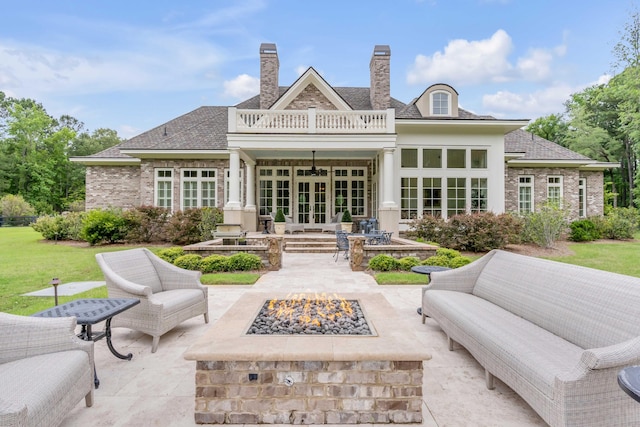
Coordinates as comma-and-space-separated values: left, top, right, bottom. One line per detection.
61, 252, 547, 427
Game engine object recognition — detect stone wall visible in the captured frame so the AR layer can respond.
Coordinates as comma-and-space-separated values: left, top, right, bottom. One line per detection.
183, 236, 283, 271
505, 167, 604, 218
285, 84, 338, 110
85, 166, 141, 210
194, 360, 423, 424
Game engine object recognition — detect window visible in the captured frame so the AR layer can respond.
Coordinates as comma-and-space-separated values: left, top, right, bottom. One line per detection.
518, 176, 533, 213
155, 169, 173, 209
579, 178, 586, 217
422, 178, 442, 217
333, 168, 366, 215
470, 178, 488, 213
401, 148, 418, 168
447, 149, 466, 168
181, 169, 216, 209
547, 176, 563, 206
401, 177, 418, 219
471, 150, 487, 168
423, 149, 442, 168
224, 169, 244, 205
258, 168, 291, 216
431, 92, 450, 115
447, 178, 466, 217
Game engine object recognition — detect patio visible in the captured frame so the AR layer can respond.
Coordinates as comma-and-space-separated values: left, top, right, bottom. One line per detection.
60, 252, 546, 426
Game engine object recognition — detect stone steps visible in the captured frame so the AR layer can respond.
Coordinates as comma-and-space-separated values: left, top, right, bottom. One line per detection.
283, 237, 336, 253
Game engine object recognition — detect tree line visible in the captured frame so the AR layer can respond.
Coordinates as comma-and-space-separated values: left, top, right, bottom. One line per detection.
526, 8, 640, 209
0, 91, 121, 213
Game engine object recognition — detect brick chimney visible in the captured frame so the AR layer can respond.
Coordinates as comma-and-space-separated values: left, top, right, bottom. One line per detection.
260, 43, 279, 110
369, 45, 391, 110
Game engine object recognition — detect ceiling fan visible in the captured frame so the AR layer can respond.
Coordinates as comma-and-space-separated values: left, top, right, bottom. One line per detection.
310, 150, 325, 176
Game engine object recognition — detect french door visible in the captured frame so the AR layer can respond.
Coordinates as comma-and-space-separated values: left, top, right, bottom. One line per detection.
296, 179, 328, 225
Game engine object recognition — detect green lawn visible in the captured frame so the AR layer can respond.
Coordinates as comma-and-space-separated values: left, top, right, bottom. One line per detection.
548, 237, 640, 277
0, 227, 259, 315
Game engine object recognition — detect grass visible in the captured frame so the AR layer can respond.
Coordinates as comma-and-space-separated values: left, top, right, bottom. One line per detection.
201, 272, 261, 285
0, 227, 259, 315
374, 272, 430, 285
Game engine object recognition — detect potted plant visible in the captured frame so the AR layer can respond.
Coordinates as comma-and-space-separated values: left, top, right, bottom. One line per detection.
273, 208, 286, 235
340, 209, 353, 232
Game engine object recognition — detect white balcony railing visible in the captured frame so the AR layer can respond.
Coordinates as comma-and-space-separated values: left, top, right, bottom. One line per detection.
229, 107, 395, 134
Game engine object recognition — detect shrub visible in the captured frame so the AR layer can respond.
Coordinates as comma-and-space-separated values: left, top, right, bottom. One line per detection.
520, 203, 568, 248
274, 208, 286, 222
32, 215, 69, 240
174, 254, 203, 271
422, 247, 472, 268
341, 209, 352, 222
0, 194, 35, 217
165, 208, 221, 245
421, 255, 451, 267
435, 248, 461, 259
156, 247, 185, 264
198, 207, 223, 241
368, 254, 400, 271
123, 206, 171, 243
226, 252, 262, 271
601, 207, 639, 240
569, 219, 601, 242
406, 215, 446, 243
449, 256, 472, 268
80, 208, 127, 245
200, 255, 229, 273
397, 256, 421, 271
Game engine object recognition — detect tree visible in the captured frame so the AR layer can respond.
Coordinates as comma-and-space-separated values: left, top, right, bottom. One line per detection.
526, 114, 569, 147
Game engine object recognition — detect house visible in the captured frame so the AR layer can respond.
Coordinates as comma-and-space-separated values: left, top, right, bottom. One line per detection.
73, 43, 617, 235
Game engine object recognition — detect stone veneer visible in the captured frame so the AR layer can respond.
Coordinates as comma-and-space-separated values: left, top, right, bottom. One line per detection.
184, 292, 430, 425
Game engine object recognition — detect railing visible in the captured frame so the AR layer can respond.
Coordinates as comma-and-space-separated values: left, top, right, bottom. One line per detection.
229, 107, 395, 134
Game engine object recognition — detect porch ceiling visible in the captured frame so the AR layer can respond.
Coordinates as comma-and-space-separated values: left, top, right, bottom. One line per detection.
242, 148, 378, 160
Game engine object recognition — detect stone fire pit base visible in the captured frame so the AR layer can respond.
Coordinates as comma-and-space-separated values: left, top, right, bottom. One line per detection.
185, 292, 431, 424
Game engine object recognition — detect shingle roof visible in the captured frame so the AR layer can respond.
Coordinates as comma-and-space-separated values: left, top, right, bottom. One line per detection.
505, 129, 591, 161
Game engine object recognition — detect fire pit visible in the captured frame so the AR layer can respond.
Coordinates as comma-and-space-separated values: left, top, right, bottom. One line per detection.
185, 292, 431, 425
248, 293, 373, 336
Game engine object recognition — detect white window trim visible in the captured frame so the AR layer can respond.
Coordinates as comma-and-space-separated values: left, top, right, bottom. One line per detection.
547, 175, 563, 205
518, 175, 534, 214
579, 178, 587, 218
154, 168, 174, 210
180, 168, 217, 210
257, 167, 292, 216
430, 91, 451, 116
332, 167, 367, 216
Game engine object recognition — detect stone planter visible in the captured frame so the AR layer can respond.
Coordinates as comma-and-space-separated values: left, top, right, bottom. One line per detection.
274, 222, 286, 235
341, 222, 353, 232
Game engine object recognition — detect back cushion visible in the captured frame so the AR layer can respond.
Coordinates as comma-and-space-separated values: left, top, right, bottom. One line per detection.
472, 250, 640, 349
103, 249, 163, 293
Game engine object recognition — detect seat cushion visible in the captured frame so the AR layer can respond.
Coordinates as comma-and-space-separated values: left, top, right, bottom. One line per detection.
150, 289, 205, 315
0, 351, 91, 427
424, 290, 584, 397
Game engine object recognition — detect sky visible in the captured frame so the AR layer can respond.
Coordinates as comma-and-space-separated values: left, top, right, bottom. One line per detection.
0, 0, 635, 139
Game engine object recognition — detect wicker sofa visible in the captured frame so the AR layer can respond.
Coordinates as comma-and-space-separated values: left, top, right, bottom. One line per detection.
0, 313, 94, 427
422, 249, 640, 426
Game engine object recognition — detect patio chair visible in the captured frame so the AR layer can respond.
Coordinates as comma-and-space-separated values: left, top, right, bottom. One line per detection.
380, 231, 393, 245
334, 230, 350, 261
95, 248, 209, 353
320, 212, 343, 233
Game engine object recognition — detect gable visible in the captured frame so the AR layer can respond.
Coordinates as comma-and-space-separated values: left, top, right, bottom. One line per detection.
285, 84, 338, 111
271, 67, 351, 111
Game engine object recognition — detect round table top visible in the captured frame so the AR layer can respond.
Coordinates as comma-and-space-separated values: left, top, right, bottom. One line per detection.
618, 366, 640, 403
411, 265, 452, 275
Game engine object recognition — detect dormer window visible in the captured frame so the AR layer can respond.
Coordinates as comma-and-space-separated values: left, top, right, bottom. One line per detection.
431, 91, 450, 116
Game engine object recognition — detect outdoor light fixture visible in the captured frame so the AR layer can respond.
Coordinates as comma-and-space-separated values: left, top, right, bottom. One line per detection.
50, 277, 61, 306
310, 150, 325, 176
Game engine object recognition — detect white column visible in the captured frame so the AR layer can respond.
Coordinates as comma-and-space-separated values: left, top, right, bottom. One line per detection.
245, 160, 256, 209
382, 148, 397, 208
226, 148, 241, 209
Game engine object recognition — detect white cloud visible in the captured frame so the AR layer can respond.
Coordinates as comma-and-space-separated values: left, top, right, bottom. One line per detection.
407, 30, 514, 85
118, 124, 141, 139
295, 65, 308, 76
223, 74, 259, 99
407, 29, 568, 86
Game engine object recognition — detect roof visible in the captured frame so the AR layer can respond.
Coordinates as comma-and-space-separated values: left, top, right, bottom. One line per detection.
504, 128, 591, 161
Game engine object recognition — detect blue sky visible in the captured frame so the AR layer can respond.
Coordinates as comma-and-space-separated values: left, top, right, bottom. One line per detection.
0, 0, 634, 139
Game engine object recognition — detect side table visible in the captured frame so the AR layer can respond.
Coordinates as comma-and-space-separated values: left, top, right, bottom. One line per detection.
33, 298, 140, 388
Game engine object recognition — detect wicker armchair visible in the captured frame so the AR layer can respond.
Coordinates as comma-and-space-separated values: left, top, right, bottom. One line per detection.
95, 248, 209, 353
0, 313, 94, 427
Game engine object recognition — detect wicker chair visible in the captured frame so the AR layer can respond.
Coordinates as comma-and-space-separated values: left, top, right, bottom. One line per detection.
95, 248, 209, 353
0, 313, 94, 427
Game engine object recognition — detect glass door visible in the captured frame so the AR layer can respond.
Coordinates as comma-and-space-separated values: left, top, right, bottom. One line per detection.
296, 179, 328, 225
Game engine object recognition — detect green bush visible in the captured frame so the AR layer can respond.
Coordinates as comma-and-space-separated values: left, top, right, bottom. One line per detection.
226, 252, 262, 271
274, 208, 286, 222
422, 248, 472, 268
435, 248, 461, 259
341, 209, 352, 222
520, 203, 568, 248
601, 207, 639, 240
421, 255, 451, 267
174, 254, 203, 271
408, 212, 521, 252
0, 194, 35, 217
156, 247, 185, 264
368, 254, 400, 271
80, 208, 127, 245
397, 256, 421, 271
200, 255, 229, 273
569, 219, 601, 242
123, 206, 171, 243
32, 215, 69, 240
449, 256, 472, 268
165, 208, 223, 245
